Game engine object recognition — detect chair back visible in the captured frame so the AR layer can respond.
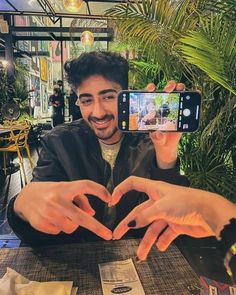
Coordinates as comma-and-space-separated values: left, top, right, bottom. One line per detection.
1, 119, 31, 150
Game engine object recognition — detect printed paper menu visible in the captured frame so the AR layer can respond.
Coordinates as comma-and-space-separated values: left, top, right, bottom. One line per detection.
99, 258, 145, 295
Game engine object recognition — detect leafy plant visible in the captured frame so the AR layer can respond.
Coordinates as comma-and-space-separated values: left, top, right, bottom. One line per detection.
106, 0, 236, 201
0, 60, 29, 122
15, 60, 29, 102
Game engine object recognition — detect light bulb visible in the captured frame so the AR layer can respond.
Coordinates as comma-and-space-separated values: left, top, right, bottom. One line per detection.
81, 31, 94, 46
63, 0, 83, 13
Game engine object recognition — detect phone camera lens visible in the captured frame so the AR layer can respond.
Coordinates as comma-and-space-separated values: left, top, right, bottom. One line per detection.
183, 109, 191, 117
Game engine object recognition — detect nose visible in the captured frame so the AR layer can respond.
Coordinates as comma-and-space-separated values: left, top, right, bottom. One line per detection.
91, 101, 106, 119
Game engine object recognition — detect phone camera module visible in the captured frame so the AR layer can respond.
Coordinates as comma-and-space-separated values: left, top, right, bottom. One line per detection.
122, 121, 126, 129
183, 109, 191, 117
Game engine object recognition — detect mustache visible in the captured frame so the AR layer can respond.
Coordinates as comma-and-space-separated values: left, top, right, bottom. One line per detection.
88, 114, 114, 123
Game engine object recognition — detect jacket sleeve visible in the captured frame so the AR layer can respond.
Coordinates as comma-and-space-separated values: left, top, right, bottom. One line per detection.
150, 157, 189, 186
32, 135, 68, 182
7, 196, 72, 246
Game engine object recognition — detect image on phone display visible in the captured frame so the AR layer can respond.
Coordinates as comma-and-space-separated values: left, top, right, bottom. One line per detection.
129, 92, 180, 131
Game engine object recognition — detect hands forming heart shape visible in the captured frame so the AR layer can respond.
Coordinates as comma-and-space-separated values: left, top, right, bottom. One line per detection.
14, 176, 222, 261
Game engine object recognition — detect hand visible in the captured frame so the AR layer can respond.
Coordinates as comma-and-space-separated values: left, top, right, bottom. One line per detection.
146, 81, 185, 169
111, 176, 236, 260
14, 180, 113, 240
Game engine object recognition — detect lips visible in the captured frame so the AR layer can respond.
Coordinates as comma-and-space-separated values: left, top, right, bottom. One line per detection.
89, 115, 114, 130
90, 118, 112, 129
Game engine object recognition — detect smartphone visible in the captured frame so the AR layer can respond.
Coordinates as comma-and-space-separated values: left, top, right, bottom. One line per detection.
118, 90, 201, 132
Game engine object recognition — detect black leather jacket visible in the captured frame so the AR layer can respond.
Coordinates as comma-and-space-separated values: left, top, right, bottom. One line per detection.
7, 119, 188, 245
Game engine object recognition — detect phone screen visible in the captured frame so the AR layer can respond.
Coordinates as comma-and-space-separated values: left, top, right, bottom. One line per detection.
118, 91, 201, 132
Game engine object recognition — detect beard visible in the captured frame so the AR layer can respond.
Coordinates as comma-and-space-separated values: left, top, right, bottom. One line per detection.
94, 126, 119, 141
87, 114, 120, 141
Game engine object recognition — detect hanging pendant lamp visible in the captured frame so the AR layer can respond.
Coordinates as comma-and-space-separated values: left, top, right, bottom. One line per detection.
81, 30, 94, 46
63, 0, 83, 13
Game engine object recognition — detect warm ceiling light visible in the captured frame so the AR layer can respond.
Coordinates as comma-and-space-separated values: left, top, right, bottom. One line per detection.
63, 0, 83, 13
81, 30, 94, 46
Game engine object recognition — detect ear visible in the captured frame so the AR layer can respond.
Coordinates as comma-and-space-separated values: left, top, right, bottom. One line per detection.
75, 99, 80, 106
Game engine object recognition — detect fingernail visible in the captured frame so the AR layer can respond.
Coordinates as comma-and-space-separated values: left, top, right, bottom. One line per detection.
104, 231, 113, 240
127, 220, 136, 228
135, 256, 143, 263
164, 87, 173, 93
146, 83, 156, 91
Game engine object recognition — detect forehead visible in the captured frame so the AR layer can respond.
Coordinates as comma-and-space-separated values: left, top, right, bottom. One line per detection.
76, 75, 121, 95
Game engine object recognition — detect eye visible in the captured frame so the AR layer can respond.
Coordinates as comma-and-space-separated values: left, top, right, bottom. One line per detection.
80, 98, 93, 106
103, 95, 116, 101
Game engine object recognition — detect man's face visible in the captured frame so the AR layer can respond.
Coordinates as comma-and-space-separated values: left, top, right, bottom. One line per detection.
76, 75, 123, 144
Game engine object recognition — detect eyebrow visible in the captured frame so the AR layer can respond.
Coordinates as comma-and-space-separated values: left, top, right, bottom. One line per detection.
79, 89, 118, 99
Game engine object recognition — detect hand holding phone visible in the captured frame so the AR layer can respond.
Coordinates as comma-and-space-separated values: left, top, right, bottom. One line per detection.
118, 91, 201, 132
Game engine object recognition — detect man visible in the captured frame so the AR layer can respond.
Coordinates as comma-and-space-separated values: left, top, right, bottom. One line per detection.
49, 86, 64, 127
7, 51, 187, 245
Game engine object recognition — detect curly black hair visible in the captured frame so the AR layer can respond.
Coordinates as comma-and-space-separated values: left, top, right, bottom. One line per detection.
64, 51, 129, 91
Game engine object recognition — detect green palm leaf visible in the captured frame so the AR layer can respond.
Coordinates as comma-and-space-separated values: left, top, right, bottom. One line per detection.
180, 15, 236, 95
204, 0, 236, 20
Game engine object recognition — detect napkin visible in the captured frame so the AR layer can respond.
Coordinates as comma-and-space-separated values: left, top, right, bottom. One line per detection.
0, 268, 78, 295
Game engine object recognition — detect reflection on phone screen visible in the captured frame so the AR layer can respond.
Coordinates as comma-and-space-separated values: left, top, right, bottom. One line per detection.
129, 92, 180, 131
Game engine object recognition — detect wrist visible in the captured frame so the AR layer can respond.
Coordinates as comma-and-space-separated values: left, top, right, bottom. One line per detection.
155, 151, 177, 169
202, 194, 236, 239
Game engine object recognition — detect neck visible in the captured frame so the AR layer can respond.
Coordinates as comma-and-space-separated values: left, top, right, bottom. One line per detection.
100, 130, 123, 145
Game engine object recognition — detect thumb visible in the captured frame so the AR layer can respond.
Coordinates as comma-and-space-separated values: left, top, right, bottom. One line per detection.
150, 131, 166, 145
146, 83, 156, 92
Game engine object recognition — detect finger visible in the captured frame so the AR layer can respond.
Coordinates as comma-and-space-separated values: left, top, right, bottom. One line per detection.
156, 225, 178, 251
30, 218, 61, 235
49, 199, 112, 240
73, 195, 95, 216
40, 207, 79, 234
113, 199, 154, 240
134, 202, 166, 228
137, 220, 168, 260
65, 180, 111, 203
64, 204, 112, 240
52, 217, 79, 234
111, 176, 162, 206
146, 83, 156, 92
164, 80, 177, 92
175, 83, 185, 91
